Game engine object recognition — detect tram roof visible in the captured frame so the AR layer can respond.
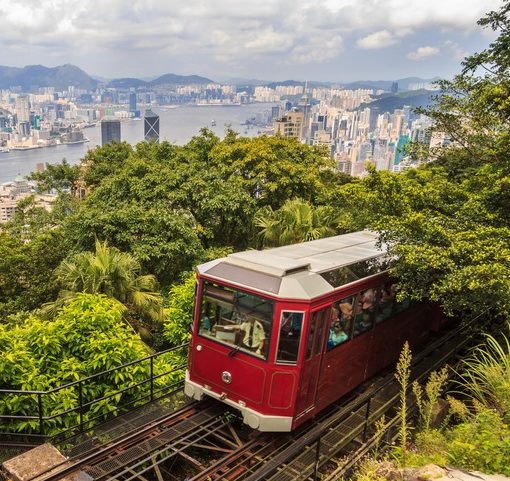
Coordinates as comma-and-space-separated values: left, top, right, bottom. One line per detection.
197, 231, 389, 300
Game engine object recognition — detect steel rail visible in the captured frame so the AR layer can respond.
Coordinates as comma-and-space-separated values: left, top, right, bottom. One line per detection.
24, 400, 208, 481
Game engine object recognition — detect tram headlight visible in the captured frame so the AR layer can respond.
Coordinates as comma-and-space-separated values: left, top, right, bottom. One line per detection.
221, 371, 232, 384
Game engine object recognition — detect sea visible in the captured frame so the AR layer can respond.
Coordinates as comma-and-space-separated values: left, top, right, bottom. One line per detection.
0, 103, 276, 183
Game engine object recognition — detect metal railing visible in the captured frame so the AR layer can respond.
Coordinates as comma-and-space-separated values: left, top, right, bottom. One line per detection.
0, 343, 189, 445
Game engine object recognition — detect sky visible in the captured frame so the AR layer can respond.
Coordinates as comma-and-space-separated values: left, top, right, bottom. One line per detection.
0, 0, 504, 83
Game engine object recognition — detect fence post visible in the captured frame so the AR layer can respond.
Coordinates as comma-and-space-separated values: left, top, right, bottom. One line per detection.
78, 381, 84, 433
150, 356, 154, 402
37, 393, 44, 436
362, 396, 372, 442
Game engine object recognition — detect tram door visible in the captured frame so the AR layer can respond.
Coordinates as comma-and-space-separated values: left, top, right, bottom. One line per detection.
295, 307, 329, 416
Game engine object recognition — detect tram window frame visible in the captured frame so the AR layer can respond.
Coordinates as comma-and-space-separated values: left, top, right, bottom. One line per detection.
197, 281, 274, 360
327, 296, 354, 351
305, 312, 316, 360
353, 288, 377, 337
276, 311, 304, 365
374, 283, 411, 324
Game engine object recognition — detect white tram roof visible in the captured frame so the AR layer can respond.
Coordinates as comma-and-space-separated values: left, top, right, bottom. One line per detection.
197, 231, 389, 300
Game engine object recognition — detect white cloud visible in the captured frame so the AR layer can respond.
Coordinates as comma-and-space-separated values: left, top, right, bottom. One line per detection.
407, 46, 440, 60
0, 0, 502, 77
357, 30, 398, 49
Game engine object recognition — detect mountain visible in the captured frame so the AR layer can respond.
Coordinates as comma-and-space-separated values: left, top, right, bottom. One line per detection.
343, 77, 440, 92
108, 77, 148, 89
149, 73, 213, 86
359, 89, 437, 112
0, 64, 97, 91
218, 77, 272, 86
265, 80, 332, 89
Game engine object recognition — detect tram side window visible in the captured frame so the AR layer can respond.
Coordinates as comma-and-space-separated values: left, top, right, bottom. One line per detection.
375, 283, 411, 323
327, 297, 353, 350
353, 288, 376, 336
276, 312, 304, 364
376, 283, 396, 323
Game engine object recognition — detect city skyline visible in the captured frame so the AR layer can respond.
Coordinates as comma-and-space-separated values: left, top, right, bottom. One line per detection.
0, 0, 502, 82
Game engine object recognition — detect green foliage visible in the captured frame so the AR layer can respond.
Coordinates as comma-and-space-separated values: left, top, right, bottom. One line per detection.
456, 322, 510, 417
348, 458, 389, 481
27, 159, 80, 195
406, 429, 448, 467
0, 229, 67, 318
0, 294, 157, 434
255, 198, 340, 247
163, 272, 196, 346
64, 131, 344, 288
47, 239, 164, 324
447, 408, 510, 475
412, 366, 449, 431
395, 341, 412, 467
82, 141, 134, 188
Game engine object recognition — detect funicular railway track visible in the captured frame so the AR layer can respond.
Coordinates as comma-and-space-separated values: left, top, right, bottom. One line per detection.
19, 317, 477, 481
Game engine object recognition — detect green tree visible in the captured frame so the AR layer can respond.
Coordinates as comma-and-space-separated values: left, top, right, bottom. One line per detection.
82, 141, 133, 188
163, 272, 196, 346
48, 240, 164, 324
333, 3, 510, 318
0, 229, 67, 319
62, 148, 206, 286
27, 159, 80, 195
255, 198, 340, 247
63, 131, 343, 285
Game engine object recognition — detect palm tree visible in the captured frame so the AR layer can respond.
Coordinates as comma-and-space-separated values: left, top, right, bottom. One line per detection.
255, 198, 339, 247
45, 240, 163, 323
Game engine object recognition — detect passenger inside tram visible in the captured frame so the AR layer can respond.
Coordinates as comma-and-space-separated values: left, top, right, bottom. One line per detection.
354, 289, 376, 333
327, 321, 348, 349
378, 283, 396, 321
216, 316, 266, 356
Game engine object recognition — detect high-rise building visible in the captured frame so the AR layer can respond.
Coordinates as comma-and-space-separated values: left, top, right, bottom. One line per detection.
101, 117, 121, 146
16, 96, 30, 123
273, 110, 304, 140
129, 93, 137, 113
144, 109, 160, 143
19, 121, 31, 137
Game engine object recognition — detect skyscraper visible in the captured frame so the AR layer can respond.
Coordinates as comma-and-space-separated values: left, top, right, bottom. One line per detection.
129, 93, 137, 113
101, 117, 121, 146
144, 109, 160, 143
16, 96, 30, 123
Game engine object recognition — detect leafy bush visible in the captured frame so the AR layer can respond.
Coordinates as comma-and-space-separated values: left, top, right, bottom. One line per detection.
447, 408, 510, 475
0, 294, 181, 435
163, 273, 196, 346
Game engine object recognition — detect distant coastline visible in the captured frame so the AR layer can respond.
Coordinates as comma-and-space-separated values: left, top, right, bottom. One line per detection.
0, 103, 277, 183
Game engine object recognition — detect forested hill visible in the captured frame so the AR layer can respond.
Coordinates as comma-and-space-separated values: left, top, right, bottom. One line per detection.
0, 63, 214, 91
360, 89, 435, 111
0, 64, 97, 91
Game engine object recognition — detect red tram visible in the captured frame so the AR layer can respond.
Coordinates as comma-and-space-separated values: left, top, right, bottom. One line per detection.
185, 231, 442, 431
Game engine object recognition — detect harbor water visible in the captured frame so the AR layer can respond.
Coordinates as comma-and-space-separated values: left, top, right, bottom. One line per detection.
0, 104, 276, 183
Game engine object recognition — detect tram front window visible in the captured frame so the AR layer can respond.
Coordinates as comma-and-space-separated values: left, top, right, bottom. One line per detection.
198, 281, 274, 359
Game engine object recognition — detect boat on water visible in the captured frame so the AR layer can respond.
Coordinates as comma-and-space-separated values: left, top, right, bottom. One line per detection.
10, 145, 42, 151
63, 138, 90, 145
196, 102, 242, 107
0, 147, 10, 153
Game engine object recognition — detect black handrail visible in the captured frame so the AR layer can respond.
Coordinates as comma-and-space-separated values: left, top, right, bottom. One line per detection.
0, 343, 189, 443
